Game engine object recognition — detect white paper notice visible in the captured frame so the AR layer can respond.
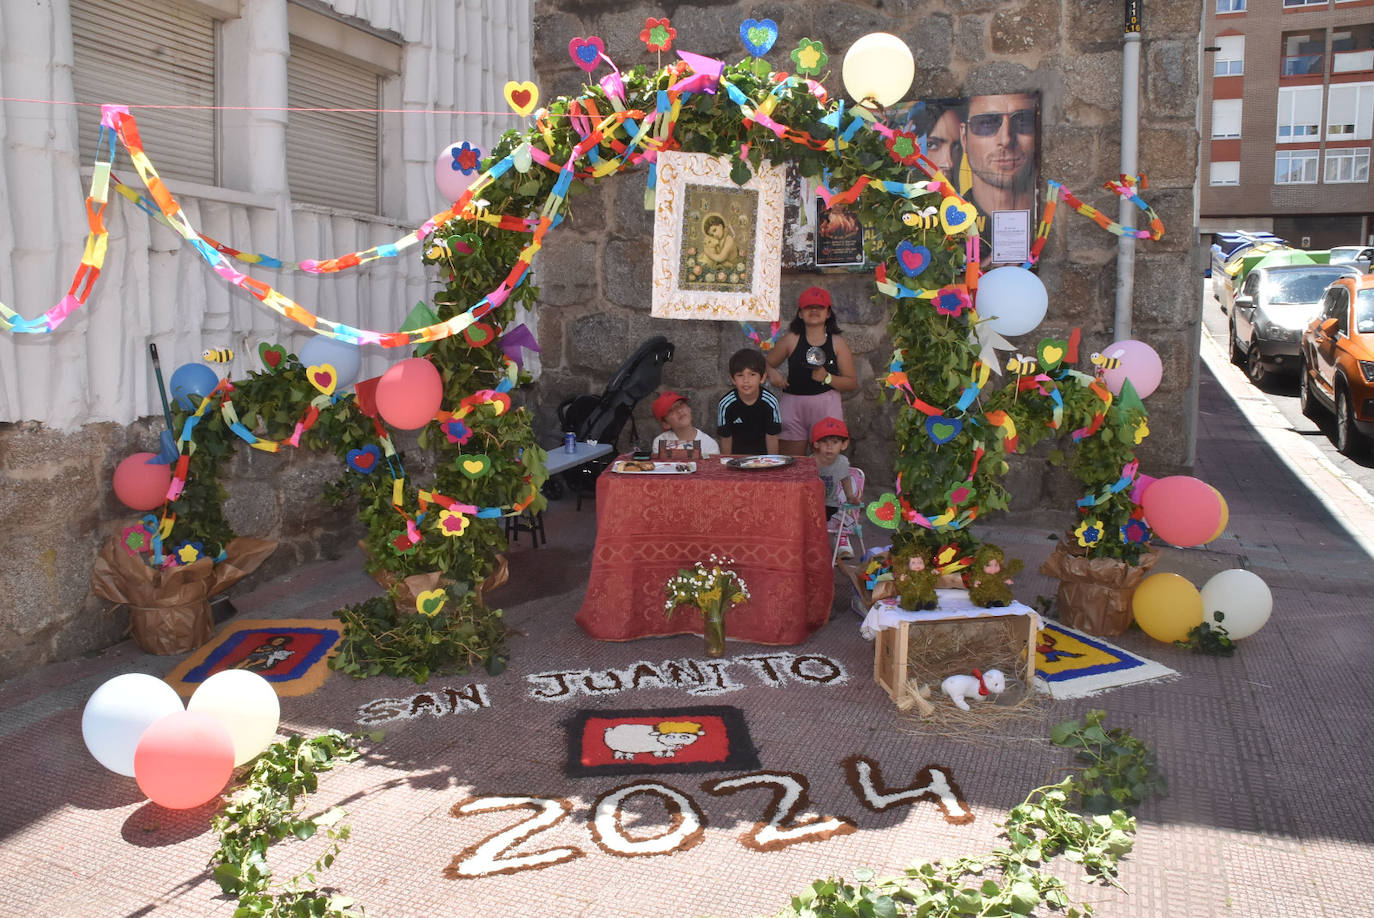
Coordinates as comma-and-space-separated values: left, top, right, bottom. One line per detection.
991, 210, 1031, 264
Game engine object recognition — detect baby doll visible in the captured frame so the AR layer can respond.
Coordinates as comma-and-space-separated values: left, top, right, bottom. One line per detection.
965, 545, 1024, 608
891, 545, 939, 611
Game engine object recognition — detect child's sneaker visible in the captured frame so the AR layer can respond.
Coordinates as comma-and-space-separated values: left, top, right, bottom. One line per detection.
837, 532, 854, 559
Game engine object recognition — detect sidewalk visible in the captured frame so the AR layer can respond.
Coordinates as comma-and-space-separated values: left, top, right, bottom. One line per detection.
1, 337, 1372, 917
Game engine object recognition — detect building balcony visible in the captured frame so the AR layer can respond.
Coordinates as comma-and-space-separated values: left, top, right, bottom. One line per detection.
1333, 48, 1374, 74
1283, 52, 1325, 76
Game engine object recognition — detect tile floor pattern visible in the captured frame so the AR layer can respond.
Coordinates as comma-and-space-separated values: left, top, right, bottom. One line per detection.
1, 356, 1373, 917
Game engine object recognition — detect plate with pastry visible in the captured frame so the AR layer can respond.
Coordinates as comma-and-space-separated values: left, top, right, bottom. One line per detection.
724, 454, 796, 471
611, 460, 697, 475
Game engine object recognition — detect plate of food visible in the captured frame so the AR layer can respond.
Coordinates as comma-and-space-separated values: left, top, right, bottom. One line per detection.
611, 460, 697, 475
725, 455, 796, 471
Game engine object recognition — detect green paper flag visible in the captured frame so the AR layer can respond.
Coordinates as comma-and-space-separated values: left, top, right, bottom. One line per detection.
401, 301, 439, 356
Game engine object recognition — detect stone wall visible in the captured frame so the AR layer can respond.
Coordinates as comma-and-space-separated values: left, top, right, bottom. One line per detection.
526, 1, 1203, 507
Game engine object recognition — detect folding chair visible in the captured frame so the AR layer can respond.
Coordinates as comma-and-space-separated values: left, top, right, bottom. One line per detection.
830, 467, 867, 565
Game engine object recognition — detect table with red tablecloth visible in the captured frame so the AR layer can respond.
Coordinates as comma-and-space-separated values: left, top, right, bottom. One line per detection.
575, 456, 834, 645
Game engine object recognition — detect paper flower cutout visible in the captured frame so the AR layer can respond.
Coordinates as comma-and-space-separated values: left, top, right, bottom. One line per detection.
444, 419, 473, 445
121, 524, 152, 555
438, 508, 470, 537
1073, 519, 1104, 548
885, 131, 922, 167
388, 530, 419, 556
640, 17, 675, 52
175, 541, 205, 564
1120, 518, 1151, 544
450, 142, 481, 175
933, 285, 972, 318
791, 38, 828, 77
945, 483, 975, 507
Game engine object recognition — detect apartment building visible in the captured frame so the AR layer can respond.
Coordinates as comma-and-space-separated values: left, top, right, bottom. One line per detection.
1200, 0, 1374, 247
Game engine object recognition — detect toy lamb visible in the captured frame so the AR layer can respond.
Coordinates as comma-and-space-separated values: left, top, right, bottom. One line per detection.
941, 668, 1006, 711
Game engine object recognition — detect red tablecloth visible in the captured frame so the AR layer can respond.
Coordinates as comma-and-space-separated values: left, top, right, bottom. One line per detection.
575, 456, 834, 645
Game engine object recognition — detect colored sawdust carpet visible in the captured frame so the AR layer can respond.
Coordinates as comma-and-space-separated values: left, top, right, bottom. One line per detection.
565, 706, 761, 778
164, 618, 340, 698
1035, 621, 1176, 700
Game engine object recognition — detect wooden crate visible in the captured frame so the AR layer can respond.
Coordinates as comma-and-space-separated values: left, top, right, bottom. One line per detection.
873, 611, 1038, 708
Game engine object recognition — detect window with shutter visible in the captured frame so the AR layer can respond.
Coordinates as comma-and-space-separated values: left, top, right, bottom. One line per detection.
71, 0, 219, 185
285, 38, 381, 214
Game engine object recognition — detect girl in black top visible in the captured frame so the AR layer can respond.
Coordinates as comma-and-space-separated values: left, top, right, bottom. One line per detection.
765, 286, 857, 455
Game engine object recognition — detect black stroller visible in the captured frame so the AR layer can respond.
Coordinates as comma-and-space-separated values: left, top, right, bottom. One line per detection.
553, 335, 675, 504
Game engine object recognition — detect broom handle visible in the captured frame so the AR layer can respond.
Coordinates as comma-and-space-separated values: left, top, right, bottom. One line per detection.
148, 343, 175, 433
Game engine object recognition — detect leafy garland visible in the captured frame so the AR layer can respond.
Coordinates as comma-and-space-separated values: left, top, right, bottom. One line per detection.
779, 709, 1165, 918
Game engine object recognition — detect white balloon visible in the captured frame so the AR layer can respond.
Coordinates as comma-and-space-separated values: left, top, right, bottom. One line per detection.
299, 335, 362, 389
188, 669, 282, 766
841, 33, 915, 108
1200, 569, 1273, 640
975, 266, 1049, 337
82, 673, 185, 776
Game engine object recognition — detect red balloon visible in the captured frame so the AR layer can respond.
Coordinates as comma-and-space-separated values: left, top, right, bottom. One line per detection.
133, 711, 235, 809
1140, 475, 1222, 547
375, 358, 443, 430
113, 452, 173, 511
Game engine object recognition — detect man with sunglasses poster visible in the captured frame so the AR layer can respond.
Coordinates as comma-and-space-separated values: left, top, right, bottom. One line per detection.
959, 92, 1038, 263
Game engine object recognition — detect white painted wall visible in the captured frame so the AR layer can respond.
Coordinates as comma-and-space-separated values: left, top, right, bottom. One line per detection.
0, 0, 532, 429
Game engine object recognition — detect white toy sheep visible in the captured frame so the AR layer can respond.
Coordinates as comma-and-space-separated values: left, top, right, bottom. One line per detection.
940, 668, 1006, 711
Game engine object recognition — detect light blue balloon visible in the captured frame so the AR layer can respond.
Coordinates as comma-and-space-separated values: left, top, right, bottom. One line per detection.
299, 335, 362, 389
169, 362, 220, 410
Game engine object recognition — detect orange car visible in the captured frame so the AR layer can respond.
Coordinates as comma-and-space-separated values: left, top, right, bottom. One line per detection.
1299, 274, 1374, 456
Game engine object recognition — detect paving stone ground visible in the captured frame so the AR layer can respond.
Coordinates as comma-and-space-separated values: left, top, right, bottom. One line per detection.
1, 331, 1371, 917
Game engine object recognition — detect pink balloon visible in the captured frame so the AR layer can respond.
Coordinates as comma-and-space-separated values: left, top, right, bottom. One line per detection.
113, 452, 173, 511
1099, 339, 1163, 399
133, 711, 234, 809
376, 358, 443, 430
1140, 475, 1223, 547
435, 143, 477, 202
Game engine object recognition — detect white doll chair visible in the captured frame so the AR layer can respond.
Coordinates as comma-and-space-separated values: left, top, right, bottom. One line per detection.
830, 467, 867, 565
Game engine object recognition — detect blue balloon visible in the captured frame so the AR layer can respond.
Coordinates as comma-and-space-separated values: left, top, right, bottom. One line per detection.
298, 335, 362, 389
169, 363, 220, 410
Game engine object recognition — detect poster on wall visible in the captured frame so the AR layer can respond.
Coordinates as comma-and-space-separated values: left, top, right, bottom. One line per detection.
652, 152, 783, 321
814, 200, 866, 267
886, 91, 1041, 266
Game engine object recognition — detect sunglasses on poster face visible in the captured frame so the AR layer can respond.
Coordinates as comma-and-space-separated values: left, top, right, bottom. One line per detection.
966, 109, 1035, 137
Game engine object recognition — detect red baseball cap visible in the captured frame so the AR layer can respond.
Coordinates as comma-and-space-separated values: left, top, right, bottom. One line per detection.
798, 286, 832, 310
652, 390, 689, 422
811, 416, 849, 443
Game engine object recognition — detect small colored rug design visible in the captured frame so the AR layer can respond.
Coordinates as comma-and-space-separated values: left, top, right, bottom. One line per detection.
164, 618, 341, 698
1035, 621, 1177, 700
565, 706, 761, 778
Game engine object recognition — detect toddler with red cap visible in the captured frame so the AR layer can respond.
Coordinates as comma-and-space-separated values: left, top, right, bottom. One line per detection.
649, 391, 720, 457
812, 416, 859, 557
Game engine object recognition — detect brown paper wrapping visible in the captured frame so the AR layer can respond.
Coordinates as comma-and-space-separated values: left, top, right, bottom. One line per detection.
363, 543, 510, 612
91, 537, 278, 655
1040, 542, 1159, 635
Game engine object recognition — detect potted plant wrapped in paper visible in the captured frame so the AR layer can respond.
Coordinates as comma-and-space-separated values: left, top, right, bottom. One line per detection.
663, 555, 751, 657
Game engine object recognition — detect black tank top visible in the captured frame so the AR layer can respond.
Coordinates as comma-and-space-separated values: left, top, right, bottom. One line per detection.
786, 331, 837, 396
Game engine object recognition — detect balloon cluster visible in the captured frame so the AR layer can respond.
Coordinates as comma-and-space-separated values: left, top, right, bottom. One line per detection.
1132, 568, 1272, 644
81, 670, 280, 809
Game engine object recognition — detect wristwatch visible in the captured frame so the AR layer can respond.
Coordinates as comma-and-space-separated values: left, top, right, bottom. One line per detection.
823, 373, 833, 386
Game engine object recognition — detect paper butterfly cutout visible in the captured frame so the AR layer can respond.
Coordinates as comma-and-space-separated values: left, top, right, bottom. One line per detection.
568, 36, 605, 72
740, 19, 778, 57
347, 445, 382, 474
895, 240, 931, 278
306, 363, 337, 397
504, 81, 539, 117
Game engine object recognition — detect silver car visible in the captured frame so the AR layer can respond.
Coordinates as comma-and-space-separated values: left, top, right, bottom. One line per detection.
1229, 263, 1361, 386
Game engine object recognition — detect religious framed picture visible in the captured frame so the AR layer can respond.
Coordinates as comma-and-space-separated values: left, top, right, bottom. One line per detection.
652, 151, 784, 321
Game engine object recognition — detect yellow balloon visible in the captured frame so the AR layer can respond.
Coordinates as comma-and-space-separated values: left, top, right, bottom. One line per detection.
841, 33, 915, 108
1207, 488, 1229, 542
1132, 572, 1203, 643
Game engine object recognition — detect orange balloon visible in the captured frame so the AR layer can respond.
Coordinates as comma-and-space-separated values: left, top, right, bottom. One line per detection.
113, 452, 173, 511
375, 358, 443, 430
133, 711, 234, 809
1132, 572, 1203, 643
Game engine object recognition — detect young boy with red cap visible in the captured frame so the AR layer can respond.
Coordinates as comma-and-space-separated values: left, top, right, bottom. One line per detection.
650, 391, 720, 456
812, 416, 858, 557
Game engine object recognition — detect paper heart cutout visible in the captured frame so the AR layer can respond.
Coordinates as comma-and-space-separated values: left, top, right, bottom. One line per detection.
464, 390, 512, 416
568, 36, 605, 72
926, 416, 964, 444
512, 142, 533, 174
446, 232, 480, 256
459, 454, 492, 479
895, 240, 931, 278
258, 342, 286, 370
347, 445, 381, 474
415, 588, 447, 617
940, 198, 978, 236
504, 80, 539, 117
866, 493, 901, 530
463, 322, 497, 348
1037, 339, 1068, 370
740, 18, 779, 57
306, 363, 337, 396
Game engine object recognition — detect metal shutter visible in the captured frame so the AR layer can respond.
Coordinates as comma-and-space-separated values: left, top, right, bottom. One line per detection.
285, 38, 379, 214
71, 0, 218, 185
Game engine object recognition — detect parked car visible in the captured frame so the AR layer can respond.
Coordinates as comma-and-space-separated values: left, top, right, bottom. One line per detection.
1230, 263, 1361, 385
1328, 245, 1374, 273
1298, 274, 1374, 456
1210, 231, 1286, 305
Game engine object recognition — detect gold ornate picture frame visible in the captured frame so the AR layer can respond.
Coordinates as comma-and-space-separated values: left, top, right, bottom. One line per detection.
651, 152, 783, 321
